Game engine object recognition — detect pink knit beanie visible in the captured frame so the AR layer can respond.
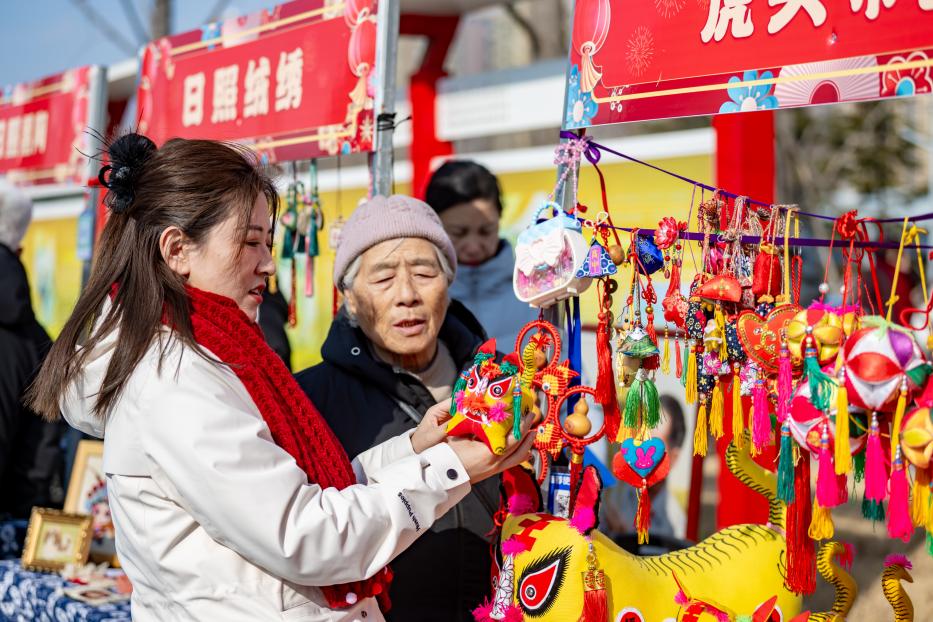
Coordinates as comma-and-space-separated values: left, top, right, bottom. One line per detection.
333, 194, 457, 287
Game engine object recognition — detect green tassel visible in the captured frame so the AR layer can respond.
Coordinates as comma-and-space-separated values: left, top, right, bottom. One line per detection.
804, 355, 834, 412
862, 496, 885, 522
927, 531, 933, 557
624, 377, 642, 429
512, 387, 522, 440
450, 371, 468, 416
777, 422, 795, 504
644, 378, 660, 430
853, 451, 866, 483
680, 342, 690, 387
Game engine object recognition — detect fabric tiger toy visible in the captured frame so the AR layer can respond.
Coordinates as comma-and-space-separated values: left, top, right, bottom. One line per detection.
447, 338, 536, 455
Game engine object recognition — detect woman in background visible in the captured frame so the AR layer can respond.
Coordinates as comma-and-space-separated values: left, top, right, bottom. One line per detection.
426, 160, 535, 348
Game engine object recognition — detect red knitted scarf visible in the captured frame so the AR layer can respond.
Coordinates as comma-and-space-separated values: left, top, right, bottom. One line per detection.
185, 286, 392, 610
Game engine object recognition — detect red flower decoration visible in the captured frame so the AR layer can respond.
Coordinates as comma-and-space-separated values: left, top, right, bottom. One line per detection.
654, 217, 684, 250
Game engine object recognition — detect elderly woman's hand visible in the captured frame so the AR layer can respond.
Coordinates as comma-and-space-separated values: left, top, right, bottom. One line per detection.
410, 399, 454, 454
446, 408, 536, 485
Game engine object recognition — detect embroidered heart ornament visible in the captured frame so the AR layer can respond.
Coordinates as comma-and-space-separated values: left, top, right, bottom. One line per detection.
613, 438, 670, 486
736, 305, 801, 376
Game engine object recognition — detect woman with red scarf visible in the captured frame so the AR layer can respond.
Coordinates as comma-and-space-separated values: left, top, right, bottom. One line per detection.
28, 135, 533, 622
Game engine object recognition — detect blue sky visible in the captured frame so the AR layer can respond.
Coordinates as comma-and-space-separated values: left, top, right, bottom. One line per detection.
0, 1, 274, 85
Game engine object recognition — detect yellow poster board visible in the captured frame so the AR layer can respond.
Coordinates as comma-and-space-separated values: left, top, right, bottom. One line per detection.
20, 216, 83, 338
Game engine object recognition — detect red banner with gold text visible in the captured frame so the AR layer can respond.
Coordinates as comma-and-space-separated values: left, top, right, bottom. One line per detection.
139, 0, 378, 161
565, 0, 933, 126
0, 67, 96, 185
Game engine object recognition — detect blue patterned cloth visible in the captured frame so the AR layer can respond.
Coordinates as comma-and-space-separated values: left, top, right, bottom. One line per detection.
0, 561, 131, 621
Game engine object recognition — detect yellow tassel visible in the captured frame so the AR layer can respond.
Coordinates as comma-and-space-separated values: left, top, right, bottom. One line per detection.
685, 345, 698, 405
616, 425, 635, 443
834, 381, 852, 474
808, 500, 835, 540
891, 381, 908, 464
710, 382, 725, 439
661, 331, 671, 374
693, 397, 709, 457
732, 371, 745, 450
715, 306, 727, 364
913, 469, 931, 528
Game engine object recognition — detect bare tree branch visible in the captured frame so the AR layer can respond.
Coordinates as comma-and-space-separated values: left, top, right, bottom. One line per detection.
119, 0, 150, 44
69, 0, 138, 55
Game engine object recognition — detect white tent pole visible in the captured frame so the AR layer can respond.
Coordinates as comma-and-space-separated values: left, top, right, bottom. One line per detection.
371, 0, 401, 197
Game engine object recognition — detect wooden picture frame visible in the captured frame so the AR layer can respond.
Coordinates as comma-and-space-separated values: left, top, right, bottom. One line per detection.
21, 507, 92, 572
64, 440, 119, 566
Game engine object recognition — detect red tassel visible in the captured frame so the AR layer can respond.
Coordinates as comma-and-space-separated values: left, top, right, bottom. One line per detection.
865, 412, 889, 502
786, 454, 816, 595
817, 424, 841, 508
675, 337, 683, 378
888, 449, 914, 542
595, 311, 620, 440
580, 580, 608, 622
636, 482, 651, 544
579, 543, 608, 622
752, 375, 770, 451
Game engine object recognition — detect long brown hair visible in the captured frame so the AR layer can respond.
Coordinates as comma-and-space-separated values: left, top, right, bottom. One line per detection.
28, 135, 279, 420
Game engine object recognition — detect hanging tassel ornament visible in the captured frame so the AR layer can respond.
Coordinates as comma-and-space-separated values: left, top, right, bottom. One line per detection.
809, 500, 835, 540
865, 412, 889, 503
752, 373, 770, 452
675, 337, 684, 378
778, 337, 793, 423
595, 308, 621, 440
834, 366, 852, 474
661, 329, 671, 374
853, 450, 866, 483
777, 421, 796, 503
685, 341, 698, 403
580, 542, 608, 622
786, 453, 816, 595
732, 364, 745, 450
623, 368, 660, 430
710, 380, 725, 440
817, 423, 841, 508
912, 468, 931, 528
888, 447, 915, 542
694, 394, 709, 457
890, 378, 909, 464
635, 479, 652, 545
803, 330, 833, 412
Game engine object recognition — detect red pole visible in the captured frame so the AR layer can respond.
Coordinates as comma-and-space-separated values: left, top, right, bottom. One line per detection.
712, 110, 777, 530
399, 14, 459, 199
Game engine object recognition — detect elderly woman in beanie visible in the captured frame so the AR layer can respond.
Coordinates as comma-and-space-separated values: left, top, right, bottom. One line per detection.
296, 195, 498, 621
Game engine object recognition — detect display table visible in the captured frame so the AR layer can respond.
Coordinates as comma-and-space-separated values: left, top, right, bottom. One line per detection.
0, 561, 130, 622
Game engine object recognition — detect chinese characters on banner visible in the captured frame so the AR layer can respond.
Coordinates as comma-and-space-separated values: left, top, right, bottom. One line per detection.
0, 67, 97, 185
139, 0, 378, 161
565, 0, 933, 127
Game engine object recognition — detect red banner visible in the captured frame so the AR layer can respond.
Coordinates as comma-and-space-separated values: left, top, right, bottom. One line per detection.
566, 0, 933, 126
0, 67, 95, 185
139, 0, 378, 161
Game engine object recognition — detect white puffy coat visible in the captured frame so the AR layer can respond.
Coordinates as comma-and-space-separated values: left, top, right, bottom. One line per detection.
61, 328, 470, 621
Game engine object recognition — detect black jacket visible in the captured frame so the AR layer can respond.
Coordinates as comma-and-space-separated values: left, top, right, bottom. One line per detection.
0, 243, 60, 518
296, 301, 496, 621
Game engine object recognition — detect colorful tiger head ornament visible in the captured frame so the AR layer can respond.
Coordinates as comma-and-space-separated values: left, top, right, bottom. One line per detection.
447, 338, 537, 455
